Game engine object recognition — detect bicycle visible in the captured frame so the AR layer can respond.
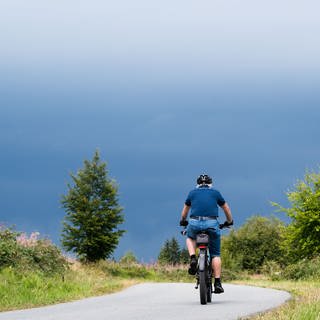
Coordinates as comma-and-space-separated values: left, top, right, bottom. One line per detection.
181, 223, 230, 305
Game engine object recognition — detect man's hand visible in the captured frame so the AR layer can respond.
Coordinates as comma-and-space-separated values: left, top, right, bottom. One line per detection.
180, 219, 188, 227
220, 220, 234, 229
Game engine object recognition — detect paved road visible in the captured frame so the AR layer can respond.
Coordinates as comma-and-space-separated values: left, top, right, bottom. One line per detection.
0, 283, 290, 320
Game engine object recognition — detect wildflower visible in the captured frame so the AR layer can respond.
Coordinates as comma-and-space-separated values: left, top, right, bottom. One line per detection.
16, 232, 40, 247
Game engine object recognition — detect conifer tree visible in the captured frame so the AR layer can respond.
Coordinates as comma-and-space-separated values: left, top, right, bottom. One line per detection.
180, 247, 190, 264
61, 150, 124, 262
158, 237, 181, 265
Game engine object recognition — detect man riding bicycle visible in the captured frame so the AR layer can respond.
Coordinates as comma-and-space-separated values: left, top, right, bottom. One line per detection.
180, 174, 233, 294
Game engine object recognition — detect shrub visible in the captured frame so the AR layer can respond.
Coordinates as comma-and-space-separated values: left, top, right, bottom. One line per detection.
260, 260, 283, 280
282, 256, 320, 280
272, 170, 320, 261
0, 227, 19, 267
0, 226, 67, 275
222, 216, 284, 272
119, 251, 138, 264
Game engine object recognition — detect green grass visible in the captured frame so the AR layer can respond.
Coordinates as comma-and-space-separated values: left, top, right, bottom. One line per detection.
233, 277, 320, 320
96, 260, 193, 282
2, 262, 319, 320
0, 262, 193, 312
0, 266, 135, 311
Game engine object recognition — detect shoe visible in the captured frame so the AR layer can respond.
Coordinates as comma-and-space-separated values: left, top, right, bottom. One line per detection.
188, 257, 197, 275
214, 281, 224, 294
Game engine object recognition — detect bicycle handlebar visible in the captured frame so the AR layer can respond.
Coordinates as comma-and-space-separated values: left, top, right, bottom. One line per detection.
219, 223, 232, 229
181, 229, 187, 236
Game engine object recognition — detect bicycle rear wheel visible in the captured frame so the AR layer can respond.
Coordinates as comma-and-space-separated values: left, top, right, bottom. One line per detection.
198, 249, 209, 305
207, 266, 212, 302
206, 282, 212, 302
199, 271, 207, 305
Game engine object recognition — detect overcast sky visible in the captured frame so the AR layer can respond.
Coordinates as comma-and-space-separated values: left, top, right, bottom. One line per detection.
1, 0, 319, 261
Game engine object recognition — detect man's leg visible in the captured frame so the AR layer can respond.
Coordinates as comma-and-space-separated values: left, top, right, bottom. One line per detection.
212, 256, 224, 293
210, 227, 224, 294
212, 256, 221, 278
186, 237, 196, 255
186, 237, 197, 275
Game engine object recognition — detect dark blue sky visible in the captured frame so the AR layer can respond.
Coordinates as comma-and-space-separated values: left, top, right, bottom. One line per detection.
1, 0, 320, 261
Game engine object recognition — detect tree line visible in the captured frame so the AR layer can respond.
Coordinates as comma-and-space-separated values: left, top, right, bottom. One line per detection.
158, 170, 320, 272
60, 150, 320, 271
158, 238, 189, 265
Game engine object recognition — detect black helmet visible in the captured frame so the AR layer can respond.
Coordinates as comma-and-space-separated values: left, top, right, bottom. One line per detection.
197, 174, 212, 185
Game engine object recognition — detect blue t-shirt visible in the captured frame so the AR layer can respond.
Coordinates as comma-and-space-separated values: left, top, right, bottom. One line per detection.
185, 185, 226, 217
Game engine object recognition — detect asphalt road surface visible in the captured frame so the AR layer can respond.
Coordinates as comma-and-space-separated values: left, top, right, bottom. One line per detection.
0, 283, 290, 320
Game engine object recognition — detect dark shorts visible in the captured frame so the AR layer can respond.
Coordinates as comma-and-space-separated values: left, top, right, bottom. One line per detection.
186, 218, 221, 257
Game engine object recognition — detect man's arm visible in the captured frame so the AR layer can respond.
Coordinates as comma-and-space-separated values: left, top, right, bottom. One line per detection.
181, 204, 190, 220
221, 202, 233, 223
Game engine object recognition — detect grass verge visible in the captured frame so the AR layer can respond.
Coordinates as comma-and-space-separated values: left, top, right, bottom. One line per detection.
233, 277, 320, 320
0, 266, 136, 312
0, 262, 192, 312
3, 261, 319, 320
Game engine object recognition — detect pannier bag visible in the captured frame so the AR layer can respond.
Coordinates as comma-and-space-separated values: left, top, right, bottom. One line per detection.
196, 233, 209, 245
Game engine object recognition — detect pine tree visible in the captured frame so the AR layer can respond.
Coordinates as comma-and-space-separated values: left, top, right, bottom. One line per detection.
61, 150, 125, 262
158, 237, 181, 265
180, 247, 190, 264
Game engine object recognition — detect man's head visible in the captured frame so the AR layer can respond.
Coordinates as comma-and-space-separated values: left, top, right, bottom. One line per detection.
196, 174, 213, 186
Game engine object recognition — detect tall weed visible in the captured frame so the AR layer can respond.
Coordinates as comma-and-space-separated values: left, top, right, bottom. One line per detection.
0, 266, 129, 311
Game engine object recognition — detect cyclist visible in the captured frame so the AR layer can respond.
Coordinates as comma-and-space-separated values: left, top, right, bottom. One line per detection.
180, 174, 233, 294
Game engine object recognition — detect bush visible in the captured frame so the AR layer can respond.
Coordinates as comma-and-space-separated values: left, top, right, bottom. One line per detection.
272, 170, 320, 261
282, 256, 320, 280
0, 227, 18, 267
222, 216, 284, 272
260, 260, 283, 280
0, 226, 67, 275
119, 251, 138, 264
